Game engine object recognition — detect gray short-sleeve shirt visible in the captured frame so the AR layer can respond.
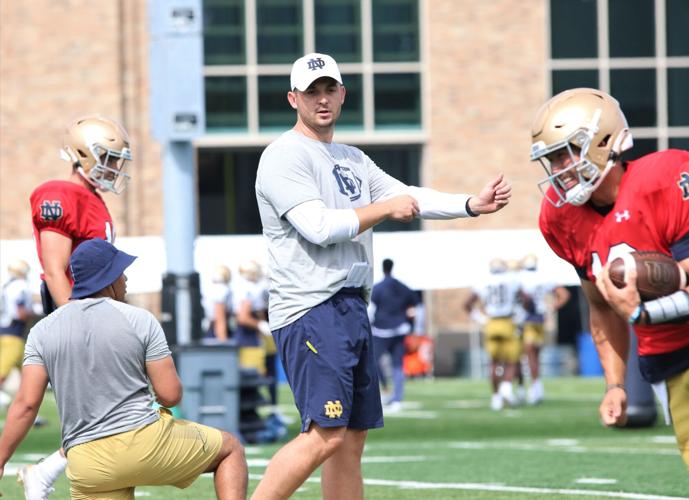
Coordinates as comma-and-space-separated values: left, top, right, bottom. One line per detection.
256, 130, 404, 329
24, 298, 171, 451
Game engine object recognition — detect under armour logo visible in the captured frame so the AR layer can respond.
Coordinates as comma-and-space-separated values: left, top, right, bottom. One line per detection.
678, 172, 689, 200
324, 400, 343, 419
307, 57, 326, 71
333, 164, 362, 201
614, 210, 630, 223
40, 200, 63, 221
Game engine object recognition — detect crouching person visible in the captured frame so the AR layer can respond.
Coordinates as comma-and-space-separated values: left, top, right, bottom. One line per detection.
0, 238, 247, 500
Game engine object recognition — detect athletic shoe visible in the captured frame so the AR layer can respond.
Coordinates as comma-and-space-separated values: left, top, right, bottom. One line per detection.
490, 393, 503, 411
498, 381, 516, 407
527, 379, 544, 405
17, 464, 55, 500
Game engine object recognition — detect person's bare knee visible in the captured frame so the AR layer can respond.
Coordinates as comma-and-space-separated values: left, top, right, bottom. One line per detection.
205, 431, 244, 473
310, 425, 347, 459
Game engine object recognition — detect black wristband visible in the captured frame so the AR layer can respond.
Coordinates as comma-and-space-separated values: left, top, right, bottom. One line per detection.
465, 198, 479, 217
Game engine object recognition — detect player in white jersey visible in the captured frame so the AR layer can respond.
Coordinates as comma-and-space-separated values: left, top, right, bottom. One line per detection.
0, 260, 35, 409
518, 254, 570, 404
465, 258, 522, 410
202, 264, 233, 341
253, 52, 512, 499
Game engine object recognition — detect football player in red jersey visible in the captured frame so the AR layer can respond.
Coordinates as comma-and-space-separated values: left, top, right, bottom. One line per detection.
30, 115, 132, 314
532, 88, 689, 467
20, 115, 133, 499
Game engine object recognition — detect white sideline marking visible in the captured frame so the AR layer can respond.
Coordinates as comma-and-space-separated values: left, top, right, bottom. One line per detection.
444, 400, 485, 409
362, 455, 426, 463
448, 441, 678, 456
247, 458, 271, 467
651, 436, 677, 444
548, 439, 579, 446
134, 492, 152, 497
382, 408, 438, 419
577, 478, 618, 485
360, 478, 688, 499
248, 474, 683, 499
247, 456, 426, 468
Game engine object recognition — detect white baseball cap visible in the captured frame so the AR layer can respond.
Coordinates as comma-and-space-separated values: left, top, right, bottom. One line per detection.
290, 53, 343, 91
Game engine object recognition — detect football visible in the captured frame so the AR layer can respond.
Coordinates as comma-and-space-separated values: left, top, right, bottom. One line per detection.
608, 251, 687, 300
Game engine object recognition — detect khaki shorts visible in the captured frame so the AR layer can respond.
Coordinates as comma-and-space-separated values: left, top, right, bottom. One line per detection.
66, 410, 222, 500
668, 368, 689, 469
0, 335, 24, 379
483, 318, 521, 363
522, 322, 545, 346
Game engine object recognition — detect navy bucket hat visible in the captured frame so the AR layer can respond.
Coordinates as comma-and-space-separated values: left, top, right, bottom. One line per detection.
70, 239, 137, 299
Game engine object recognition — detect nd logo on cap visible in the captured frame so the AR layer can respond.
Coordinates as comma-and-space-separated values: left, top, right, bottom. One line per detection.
290, 53, 343, 91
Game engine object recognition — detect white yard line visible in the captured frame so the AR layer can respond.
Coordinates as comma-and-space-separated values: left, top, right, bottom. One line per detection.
448, 441, 679, 456
359, 478, 689, 499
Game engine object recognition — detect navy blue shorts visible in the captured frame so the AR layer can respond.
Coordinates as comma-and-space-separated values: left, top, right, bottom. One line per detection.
273, 288, 384, 432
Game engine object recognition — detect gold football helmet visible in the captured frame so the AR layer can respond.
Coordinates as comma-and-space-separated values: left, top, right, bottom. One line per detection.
7, 259, 30, 279
60, 115, 133, 194
530, 88, 633, 207
238, 260, 263, 283
521, 254, 538, 271
489, 258, 507, 274
212, 265, 232, 284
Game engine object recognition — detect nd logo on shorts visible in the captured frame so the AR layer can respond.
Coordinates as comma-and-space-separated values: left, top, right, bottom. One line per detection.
324, 400, 343, 418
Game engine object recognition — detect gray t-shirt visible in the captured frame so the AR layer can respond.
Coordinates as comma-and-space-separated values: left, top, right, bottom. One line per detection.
256, 130, 403, 329
24, 298, 171, 451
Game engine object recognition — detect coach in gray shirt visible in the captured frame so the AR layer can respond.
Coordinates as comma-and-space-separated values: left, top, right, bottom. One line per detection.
0, 238, 247, 500
253, 52, 511, 500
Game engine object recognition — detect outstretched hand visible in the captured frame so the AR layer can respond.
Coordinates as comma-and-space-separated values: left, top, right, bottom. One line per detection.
468, 173, 511, 215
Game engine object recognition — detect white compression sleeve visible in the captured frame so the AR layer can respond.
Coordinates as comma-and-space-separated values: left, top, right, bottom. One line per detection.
285, 199, 360, 247
377, 184, 475, 219
402, 186, 474, 219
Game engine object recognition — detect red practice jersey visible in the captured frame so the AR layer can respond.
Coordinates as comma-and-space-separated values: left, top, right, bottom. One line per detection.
540, 149, 689, 358
30, 180, 114, 281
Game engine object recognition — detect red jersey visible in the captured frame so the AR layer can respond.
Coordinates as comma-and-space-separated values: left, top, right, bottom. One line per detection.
30, 180, 114, 281
540, 149, 689, 358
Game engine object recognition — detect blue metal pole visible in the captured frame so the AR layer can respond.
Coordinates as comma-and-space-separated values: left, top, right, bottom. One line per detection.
162, 141, 196, 346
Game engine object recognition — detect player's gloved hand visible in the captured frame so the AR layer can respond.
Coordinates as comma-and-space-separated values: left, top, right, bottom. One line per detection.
599, 384, 628, 427
258, 320, 272, 337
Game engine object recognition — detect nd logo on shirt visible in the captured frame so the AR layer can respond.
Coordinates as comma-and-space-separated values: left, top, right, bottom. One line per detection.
332, 164, 362, 201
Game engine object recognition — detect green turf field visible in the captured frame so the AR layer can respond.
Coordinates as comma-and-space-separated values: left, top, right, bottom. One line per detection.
2, 376, 688, 499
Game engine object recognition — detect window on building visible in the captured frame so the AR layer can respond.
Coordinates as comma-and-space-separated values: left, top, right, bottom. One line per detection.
548, 0, 689, 151
551, 69, 599, 96
608, 0, 655, 58
197, 145, 421, 235
203, 0, 422, 133
256, 0, 303, 63
203, 0, 245, 65
550, 0, 598, 59
315, 0, 361, 62
667, 0, 689, 56
205, 76, 247, 131
372, 0, 419, 61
